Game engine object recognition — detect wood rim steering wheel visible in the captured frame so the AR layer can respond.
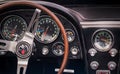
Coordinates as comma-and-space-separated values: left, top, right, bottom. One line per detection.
0, 1, 69, 74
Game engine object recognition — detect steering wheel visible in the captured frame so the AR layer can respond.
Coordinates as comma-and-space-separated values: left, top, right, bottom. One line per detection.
0, 1, 69, 74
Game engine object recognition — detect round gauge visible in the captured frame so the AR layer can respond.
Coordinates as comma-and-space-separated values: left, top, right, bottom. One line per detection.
35, 15, 60, 44
52, 42, 64, 56
92, 29, 114, 52
63, 29, 75, 42
1, 15, 27, 41
70, 46, 79, 55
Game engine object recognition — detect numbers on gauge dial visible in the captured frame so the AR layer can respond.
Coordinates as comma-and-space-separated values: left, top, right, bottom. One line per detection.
1, 15, 27, 41
35, 15, 60, 44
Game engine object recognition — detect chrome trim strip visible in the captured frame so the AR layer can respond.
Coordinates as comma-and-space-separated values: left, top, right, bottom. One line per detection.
55, 68, 74, 73
91, 29, 114, 52
81, 21, 120, 28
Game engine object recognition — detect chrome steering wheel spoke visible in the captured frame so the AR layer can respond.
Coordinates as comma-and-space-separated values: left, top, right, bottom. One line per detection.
27, 9, 41, 35
17, 58, 29, 74
0, 39, 17, 53
15, 9, 41, 74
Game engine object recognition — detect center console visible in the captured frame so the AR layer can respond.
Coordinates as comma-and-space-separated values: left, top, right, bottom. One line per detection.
81, 21, 120, 74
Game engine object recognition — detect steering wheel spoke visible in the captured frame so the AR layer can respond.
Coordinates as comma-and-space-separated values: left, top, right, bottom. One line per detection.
15, 8, 41, 74
27, 8, 41, 35
0, 39, 17, 53
21, 32, 34, 44
17, 58, 29, 74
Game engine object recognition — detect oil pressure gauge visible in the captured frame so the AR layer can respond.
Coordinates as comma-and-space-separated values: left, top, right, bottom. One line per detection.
92, 29, 114, 52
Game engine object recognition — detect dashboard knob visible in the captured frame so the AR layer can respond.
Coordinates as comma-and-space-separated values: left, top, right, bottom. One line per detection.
0, 51, 6, 55
70, 46, 79, 55
88, 48, 97, 56
109, 48, 118, 57
108, 61, 117, 70
42, 46, 49, 55
90, 61, 99, 70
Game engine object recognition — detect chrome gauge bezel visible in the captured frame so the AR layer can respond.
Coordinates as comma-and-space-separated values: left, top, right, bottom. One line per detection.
0, 15, 27, 41
35, 15, 60, 44
62, 29, 75, 43
52, 42, 64, 56
92, 29, 114, 52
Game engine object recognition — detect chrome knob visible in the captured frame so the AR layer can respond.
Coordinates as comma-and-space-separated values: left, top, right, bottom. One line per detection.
42, 46, 49, 55
90, 61, 99, 70
109, 48, 118, 57
88, 48, 97, 56
108, 61, 117, 70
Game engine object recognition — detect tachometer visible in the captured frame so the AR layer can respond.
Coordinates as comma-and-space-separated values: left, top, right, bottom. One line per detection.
1, 15, 27, 41
35, 15, 60, 44
92, 29, 114, 52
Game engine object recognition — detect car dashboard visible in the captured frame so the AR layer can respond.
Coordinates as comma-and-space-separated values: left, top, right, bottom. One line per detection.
0, 1, 120, 74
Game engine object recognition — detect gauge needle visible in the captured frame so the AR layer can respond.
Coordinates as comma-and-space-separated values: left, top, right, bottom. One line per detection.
11, 25, 17, 37
41, 26, 49, 41
101, 38, 109, 44
14, 34, 19, 41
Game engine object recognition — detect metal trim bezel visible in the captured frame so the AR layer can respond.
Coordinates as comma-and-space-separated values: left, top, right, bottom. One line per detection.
52, 42, 64, 56
81, 21, 120, 28
35, 15, 60, 44
96, 70, 110, 74
91, 29, 114, 52
16, 41, 32, 59
0, 15, 27, 41
61, 29, 75, 43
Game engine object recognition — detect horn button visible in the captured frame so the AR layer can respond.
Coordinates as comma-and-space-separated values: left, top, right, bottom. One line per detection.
16, 41, 32, 59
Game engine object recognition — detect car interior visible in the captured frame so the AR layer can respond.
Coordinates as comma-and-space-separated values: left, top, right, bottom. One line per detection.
0, 0, 120, 74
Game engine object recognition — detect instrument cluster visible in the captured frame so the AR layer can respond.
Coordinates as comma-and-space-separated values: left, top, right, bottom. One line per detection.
0, 9, 81, 59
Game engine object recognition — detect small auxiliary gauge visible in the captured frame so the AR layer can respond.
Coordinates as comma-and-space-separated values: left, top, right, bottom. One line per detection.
52, 42, 64, 56
62, 29, 75, 42
92, 29, 114, 52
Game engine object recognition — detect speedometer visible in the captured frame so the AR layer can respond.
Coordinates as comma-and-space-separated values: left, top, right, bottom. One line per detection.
92, 29, 114, 52
1, 15, 27, 41
35, 15, 60, 44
